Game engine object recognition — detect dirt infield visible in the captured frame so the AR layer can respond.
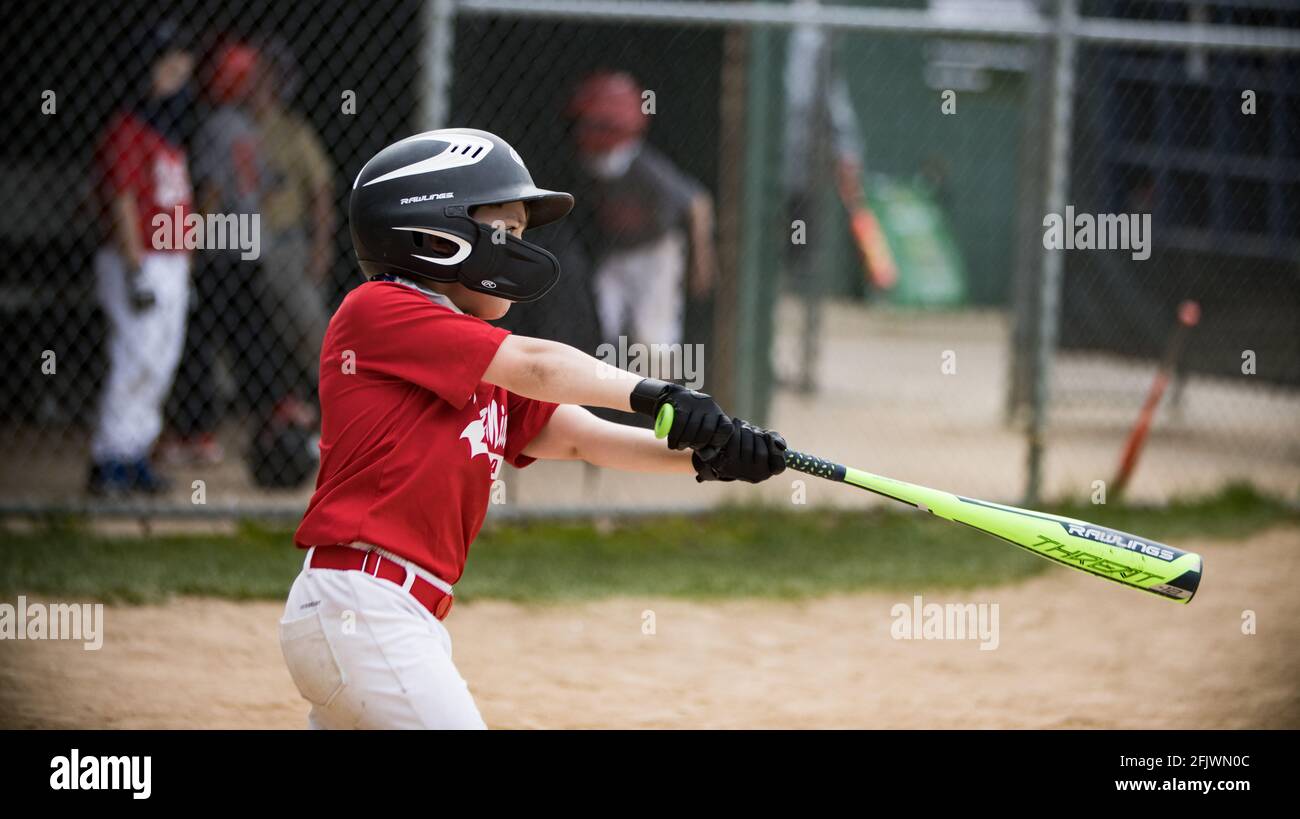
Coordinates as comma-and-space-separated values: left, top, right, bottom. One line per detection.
2, 526, 1297, 729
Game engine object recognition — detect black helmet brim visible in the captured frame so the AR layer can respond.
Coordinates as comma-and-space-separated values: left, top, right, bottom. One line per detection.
473, 186, 573, 229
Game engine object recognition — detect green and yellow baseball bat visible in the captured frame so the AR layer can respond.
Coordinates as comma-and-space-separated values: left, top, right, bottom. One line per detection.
655, 405, 1202, 603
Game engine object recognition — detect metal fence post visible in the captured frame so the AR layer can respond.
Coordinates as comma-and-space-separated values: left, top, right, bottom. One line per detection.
1025, 0, 1078, 505
736, 25, 777, 424
421, 0, 458, 131
1005, 37, 1051, 427
798, 21, 833, 397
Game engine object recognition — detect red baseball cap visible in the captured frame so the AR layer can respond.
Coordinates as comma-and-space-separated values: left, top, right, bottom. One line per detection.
207, 43, 260, 104
567, 71, 649, 154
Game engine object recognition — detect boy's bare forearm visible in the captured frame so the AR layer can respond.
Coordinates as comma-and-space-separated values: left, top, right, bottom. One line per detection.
522, 404, 695, 473
484, 335, 642, 411
489, 336, 739, 465
580, 420, 695, 473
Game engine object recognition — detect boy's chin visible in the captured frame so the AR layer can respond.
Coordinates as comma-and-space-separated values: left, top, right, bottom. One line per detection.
442, 283, 510, 320
466, 298, 510, 321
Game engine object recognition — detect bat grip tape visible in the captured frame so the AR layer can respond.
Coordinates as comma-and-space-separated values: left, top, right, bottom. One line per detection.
784, 451, 846, 481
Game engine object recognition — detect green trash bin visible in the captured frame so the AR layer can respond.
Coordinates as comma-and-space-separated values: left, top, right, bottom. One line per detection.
868, 173, 968, 308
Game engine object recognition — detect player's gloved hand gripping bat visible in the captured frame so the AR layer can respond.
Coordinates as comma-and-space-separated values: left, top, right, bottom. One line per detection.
654, 405, 1203, 603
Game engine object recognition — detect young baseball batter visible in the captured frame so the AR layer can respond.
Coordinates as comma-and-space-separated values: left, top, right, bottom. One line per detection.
279, 128, 787, 729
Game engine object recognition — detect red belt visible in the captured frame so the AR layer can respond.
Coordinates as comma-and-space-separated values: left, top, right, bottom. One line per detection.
309, 545, 453, 620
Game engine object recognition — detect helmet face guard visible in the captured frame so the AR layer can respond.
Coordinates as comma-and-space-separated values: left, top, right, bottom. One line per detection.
393, 209, 561, 303
350, 128, 573, 302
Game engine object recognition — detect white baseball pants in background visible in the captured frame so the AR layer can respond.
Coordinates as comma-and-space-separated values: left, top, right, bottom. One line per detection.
279, 553, 486, 730
92, 248, 190, 461
593, 229, 686, 347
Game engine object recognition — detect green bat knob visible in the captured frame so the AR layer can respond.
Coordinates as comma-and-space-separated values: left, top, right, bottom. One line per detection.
654, 404, 674, 440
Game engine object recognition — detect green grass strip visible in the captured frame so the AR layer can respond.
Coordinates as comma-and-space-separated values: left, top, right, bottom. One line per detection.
0, 484, 1292, 604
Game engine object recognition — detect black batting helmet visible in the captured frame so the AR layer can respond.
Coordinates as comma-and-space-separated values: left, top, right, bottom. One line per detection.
349, 128, 574, 302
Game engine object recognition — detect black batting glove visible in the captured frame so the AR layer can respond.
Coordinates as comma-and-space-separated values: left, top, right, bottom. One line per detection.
692, 420, 788, 484
630, 378, 733, 460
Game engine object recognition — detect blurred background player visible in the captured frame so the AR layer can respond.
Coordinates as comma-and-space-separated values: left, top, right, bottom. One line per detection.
249, 36, 334, 398
167, 41, 314, 475
164, 41, 263, 465
566, 71, 718, 356
88, 21, 195, 495
780, 4, 894, 394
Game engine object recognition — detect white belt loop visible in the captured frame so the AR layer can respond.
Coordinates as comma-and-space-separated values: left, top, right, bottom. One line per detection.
401, 568, 417, 593
303, 546, 315, 572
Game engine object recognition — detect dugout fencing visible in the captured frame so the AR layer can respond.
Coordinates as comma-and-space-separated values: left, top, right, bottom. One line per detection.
1, 0, 1297, 521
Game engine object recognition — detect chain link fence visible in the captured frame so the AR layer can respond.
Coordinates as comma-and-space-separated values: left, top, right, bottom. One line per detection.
0, 0, 1296, 519
1, 0, 425, 516
1045, 2, 1300, 503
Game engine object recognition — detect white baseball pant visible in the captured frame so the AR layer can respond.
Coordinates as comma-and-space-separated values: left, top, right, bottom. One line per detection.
279, 550, 486, 730
593, 229, 686, 347
91, 248, 190, 461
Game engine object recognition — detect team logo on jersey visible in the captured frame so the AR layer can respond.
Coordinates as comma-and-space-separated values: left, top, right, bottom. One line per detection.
460, 397, 507, 478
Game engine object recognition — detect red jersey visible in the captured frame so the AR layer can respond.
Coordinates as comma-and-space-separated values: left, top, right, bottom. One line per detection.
97, 111, 192, 252
295, 280, 559, 584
